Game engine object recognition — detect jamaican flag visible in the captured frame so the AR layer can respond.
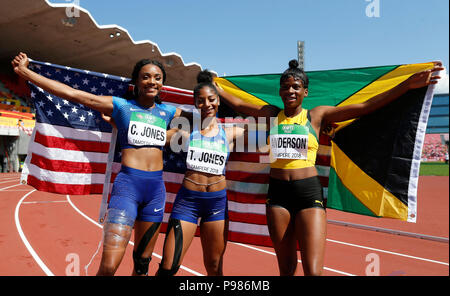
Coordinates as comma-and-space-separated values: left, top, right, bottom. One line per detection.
215, 63, 437, 222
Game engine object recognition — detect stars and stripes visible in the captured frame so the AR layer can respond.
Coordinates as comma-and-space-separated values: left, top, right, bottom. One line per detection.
20, 60, 126, 194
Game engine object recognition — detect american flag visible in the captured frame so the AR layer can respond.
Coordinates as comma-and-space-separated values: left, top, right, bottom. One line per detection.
20, 60, 331, 248
20, 60, 124, 194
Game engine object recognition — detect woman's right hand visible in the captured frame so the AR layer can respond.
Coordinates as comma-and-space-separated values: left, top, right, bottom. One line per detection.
101, 113, 117, 129
11, 52, 29, 74
405, 61, 444, 90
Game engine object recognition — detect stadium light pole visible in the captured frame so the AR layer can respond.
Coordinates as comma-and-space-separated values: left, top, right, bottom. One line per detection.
297, 41, 305, 70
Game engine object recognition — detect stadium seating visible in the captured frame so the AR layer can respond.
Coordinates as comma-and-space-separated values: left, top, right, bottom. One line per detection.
422, 134, 449, 162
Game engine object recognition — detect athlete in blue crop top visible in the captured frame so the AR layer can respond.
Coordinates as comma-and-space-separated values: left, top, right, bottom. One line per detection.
156, 70, 247, 276
12, 53, 193, 276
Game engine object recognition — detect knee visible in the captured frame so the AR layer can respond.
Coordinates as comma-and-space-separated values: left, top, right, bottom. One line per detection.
97, 263, 118, 276
133, 251, 152, 276
156, 263, 180, 277
279, 262, 297, 276
302, 258, 323, 276
203, 256, 223, 275
303, 265, 323, 276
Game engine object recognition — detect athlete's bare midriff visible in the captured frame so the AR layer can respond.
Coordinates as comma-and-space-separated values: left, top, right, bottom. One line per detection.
269, 166, 318, 181
121, 148, 163, 171
182, 170, 226, 192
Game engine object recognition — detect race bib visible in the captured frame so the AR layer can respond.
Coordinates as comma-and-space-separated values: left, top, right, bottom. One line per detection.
269, 124, 309, 159
186, 139, 228, 175
127, 112, 166, 146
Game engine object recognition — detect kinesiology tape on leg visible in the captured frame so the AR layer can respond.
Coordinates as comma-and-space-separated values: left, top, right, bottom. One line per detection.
156, 264, 180, 277
132, 222, 161, 275
102, 209, 134, 251
170, 219, 183, 269
156, 219, 183, 276
133, 251, 152, 275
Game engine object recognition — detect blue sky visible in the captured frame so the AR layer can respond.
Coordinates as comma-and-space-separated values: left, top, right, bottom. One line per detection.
48, 0, 449, 91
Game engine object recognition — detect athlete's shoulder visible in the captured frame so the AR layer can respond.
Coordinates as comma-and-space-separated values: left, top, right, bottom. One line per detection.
112, 96, 129, 105
158, 103, 177, 118
158, 102, 176, 111
111, 96, 133, 118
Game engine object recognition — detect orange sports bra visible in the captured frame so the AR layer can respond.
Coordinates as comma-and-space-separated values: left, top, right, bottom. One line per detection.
268, 109, 319, 169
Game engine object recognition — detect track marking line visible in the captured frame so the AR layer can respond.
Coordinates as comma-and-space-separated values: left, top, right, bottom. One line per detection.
14, 189, 55, 276
231, 242, 356, 276
65, 195, 204, 276
1, 189, 39, 192
326, 238, 449, 266
23, 201, 68, 204
0, 179, 22, 184
0, 184, 23, 191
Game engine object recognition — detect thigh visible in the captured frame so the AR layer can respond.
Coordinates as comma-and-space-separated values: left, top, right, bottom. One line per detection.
200, 219, 228, 257
97, 219, 133, 275
200, 219, 229, 275
294, 207, 327, 275
266, 205, 298, 274
161, 219, 198, 269
133, 221, 162, 258
266, 206, 296, 248
107, 175, 139, 221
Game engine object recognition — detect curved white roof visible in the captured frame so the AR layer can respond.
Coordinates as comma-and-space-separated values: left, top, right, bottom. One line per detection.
0, 0, 203, 90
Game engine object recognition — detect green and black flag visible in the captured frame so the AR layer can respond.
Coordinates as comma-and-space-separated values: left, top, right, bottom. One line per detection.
216, 62, 436, 222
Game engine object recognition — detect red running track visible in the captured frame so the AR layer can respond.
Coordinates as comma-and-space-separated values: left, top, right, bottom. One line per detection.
0, 173, 448, 276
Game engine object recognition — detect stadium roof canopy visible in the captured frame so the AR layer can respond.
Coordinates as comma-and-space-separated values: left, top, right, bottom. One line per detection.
0, 0, 203, 90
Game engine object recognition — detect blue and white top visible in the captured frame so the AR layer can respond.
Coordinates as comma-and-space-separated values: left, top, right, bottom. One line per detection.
185, 120, 230, 176
111, 96, 176, 150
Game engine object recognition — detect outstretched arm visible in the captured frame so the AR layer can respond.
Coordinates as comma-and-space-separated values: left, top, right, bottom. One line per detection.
315, 62, 444, 128
215, 82, 279, 119
12, 52, 114, 115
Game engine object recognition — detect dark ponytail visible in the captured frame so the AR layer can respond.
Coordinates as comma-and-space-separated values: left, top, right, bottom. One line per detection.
193, 69, 218, 98
280, 59, 309, 88
125, 59, 166, 104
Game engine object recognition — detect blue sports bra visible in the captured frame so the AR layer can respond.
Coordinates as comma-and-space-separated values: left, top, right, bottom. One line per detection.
111, 96, 176, 150
184, 120, 230, 176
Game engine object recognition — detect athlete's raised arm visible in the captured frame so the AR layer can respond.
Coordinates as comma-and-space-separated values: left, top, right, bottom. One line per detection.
215, 82, 279, 119
314, 62, 444, 129
12, 52, 114, 115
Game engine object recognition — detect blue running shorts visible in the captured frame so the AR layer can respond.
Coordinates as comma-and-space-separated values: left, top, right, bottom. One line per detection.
107, 166, 166, 223
170, 186, 228, 224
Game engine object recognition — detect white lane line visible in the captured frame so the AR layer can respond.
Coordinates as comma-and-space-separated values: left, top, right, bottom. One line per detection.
233, 235, 448, 272
65, 195, 204, 276
231, 242, 356, 276
14, 189, 55, 276
326, 238, 449, 266
23, 201, 68, 204
2, 189, 40, 192
0, 183, 23, 191
0, 179, 21, 184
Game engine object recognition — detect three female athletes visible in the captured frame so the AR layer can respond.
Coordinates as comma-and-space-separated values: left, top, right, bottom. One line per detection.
13, 52, 442, 276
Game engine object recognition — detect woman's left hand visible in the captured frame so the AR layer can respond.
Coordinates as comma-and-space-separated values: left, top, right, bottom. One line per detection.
406, 61, 445, 90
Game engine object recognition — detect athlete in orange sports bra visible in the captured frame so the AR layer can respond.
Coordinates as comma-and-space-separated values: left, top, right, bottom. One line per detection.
216, 59, 442, 276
